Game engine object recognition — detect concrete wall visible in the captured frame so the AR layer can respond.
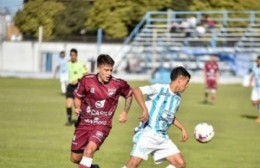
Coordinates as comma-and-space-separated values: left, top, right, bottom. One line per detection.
0, 41, 122, 73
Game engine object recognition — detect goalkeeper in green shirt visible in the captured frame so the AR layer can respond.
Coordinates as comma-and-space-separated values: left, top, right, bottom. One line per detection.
65, 48, 87, 126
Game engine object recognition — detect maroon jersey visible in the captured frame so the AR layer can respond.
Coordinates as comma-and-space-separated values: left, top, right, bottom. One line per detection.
204, 61, 219, 81
74, 74, 132, 127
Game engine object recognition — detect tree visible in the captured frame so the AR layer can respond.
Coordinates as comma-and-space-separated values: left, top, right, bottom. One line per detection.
87, 0, 171, 38
189, 0, 260, 11
53, 0, 92, 39
14, 0, 64, 40
170, 0, 193, 11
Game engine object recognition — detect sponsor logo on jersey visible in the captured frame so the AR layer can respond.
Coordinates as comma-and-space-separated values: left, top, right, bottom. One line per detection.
108, 88, 116, 96
84, 119, 107, 125
95, 100, 105, 108
90, 88, 95, 93
85, 106, 113, 116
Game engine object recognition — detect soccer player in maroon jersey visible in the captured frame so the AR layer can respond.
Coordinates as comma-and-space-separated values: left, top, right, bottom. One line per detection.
204, 54, 219, 104
70, 54, 133, 168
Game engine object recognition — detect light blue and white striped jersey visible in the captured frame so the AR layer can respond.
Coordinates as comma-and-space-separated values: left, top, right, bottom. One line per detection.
135, 83, 182, 138
57, 57, 68, 75
252, 65, 260, 88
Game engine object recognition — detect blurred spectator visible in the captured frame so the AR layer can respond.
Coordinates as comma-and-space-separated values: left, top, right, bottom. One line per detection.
187, 15, 197, 28
207, 17, 215, 29
195, 24, 206, 37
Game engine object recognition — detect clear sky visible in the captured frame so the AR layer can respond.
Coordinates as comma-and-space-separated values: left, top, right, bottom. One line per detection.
0, 0, 23, 16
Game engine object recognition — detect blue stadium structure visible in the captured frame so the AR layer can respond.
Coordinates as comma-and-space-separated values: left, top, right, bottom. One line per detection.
114, 10, 260, 79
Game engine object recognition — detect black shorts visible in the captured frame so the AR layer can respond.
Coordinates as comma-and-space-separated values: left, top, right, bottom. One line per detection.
66, 84, 78, 98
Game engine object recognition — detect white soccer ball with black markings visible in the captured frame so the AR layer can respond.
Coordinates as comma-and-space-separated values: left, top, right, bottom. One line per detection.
194, 122, 215, 143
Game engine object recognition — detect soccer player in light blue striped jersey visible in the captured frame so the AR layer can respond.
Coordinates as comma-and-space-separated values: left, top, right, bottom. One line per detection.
123, 66, 191, 168
249, 55, 260, 122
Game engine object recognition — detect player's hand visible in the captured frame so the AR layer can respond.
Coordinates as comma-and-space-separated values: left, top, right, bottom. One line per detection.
118, 111, 127, 123
74, 108, 81, 117
139, 111, 149, 123
181, 128, 189, 143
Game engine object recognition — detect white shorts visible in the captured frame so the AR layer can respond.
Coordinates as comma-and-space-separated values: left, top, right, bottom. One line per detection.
251, 88, 260, 101
130, 128, 180, 164
59, 73, 68, 83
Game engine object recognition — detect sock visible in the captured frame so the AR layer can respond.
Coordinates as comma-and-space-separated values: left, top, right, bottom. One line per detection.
66, 107, 72, 122
79, 157, 92, 168
165, 165, 176, 168
122, 166, 127, 168
78, 165, 88, 168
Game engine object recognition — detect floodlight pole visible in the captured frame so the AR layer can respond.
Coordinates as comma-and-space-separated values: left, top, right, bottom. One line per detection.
38, 26, 43, 72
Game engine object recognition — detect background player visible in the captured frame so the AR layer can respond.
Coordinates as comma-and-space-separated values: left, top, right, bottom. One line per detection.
123, 66, 190, 168
70, 54, 133, 168
204, 54, 219, 104
249, 55, 260, 122
53, 51, 68, 94
65, 48, 87, 126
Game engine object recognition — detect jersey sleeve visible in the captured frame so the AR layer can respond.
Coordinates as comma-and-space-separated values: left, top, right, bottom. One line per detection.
139, 84, 160, 95
119, 80, 133, 98
74, 77, 87, 99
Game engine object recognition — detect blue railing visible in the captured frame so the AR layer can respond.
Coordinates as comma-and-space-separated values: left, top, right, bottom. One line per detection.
114, 10, 260, 74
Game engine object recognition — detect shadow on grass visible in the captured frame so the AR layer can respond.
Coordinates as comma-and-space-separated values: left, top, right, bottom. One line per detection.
241, 114, 257, 120
198, 100, 215, 105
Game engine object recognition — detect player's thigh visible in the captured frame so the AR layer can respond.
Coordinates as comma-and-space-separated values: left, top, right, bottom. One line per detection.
166, 153, 186, 168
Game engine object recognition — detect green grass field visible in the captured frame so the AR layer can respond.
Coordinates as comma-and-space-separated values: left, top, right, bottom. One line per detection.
0, 77, 260, 168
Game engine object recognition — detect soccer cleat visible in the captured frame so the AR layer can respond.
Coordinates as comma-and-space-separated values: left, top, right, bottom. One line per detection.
78, 164, 88, 168
65, 121, 73, 126
91, 164, 100, 168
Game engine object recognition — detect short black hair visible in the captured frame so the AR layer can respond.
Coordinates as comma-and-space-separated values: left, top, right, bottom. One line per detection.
257, 55, 260, 59
170, 66, 191, 81
97, 54, 115, 67
70, 48, 77, 55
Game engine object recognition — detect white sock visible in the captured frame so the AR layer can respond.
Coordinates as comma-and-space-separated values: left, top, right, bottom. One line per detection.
80, 156, 93, 167
122, 166, 127, 168
165, 165, 176, 168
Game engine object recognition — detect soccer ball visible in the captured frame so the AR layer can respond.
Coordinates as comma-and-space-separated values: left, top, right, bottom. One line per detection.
194, 122, 215, 143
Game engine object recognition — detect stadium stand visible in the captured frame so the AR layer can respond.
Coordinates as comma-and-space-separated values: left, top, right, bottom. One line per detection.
114, 10, 260, 79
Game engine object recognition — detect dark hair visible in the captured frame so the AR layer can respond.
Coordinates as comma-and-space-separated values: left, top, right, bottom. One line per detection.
60, 51, 65, 55
97, 54, 115, 66
257, 55, 260, 59
70, 48, 77, 55
170, 66, 191, 81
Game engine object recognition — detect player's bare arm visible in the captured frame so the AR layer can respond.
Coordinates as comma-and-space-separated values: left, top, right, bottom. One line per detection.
133, 87, 149, 123
118, 95, 133, 123
173, 118, 189, 143
249, 74, 255, 87
74, 97, 81, 116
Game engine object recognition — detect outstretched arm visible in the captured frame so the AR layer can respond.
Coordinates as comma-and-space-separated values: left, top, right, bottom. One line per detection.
118, 95, 133, 123
133, 87, 149, 123
74, 97, 81, 116
173, 118, 189, 143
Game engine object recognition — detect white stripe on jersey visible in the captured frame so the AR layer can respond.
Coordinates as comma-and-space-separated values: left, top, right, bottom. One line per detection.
139, 84, 181, 137
252, 66, 260, 88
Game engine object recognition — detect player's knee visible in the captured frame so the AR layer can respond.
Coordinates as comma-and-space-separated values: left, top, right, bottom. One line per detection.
70, 155, 81, 164
84, 148, 95, 156
177, 159, 186, 168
